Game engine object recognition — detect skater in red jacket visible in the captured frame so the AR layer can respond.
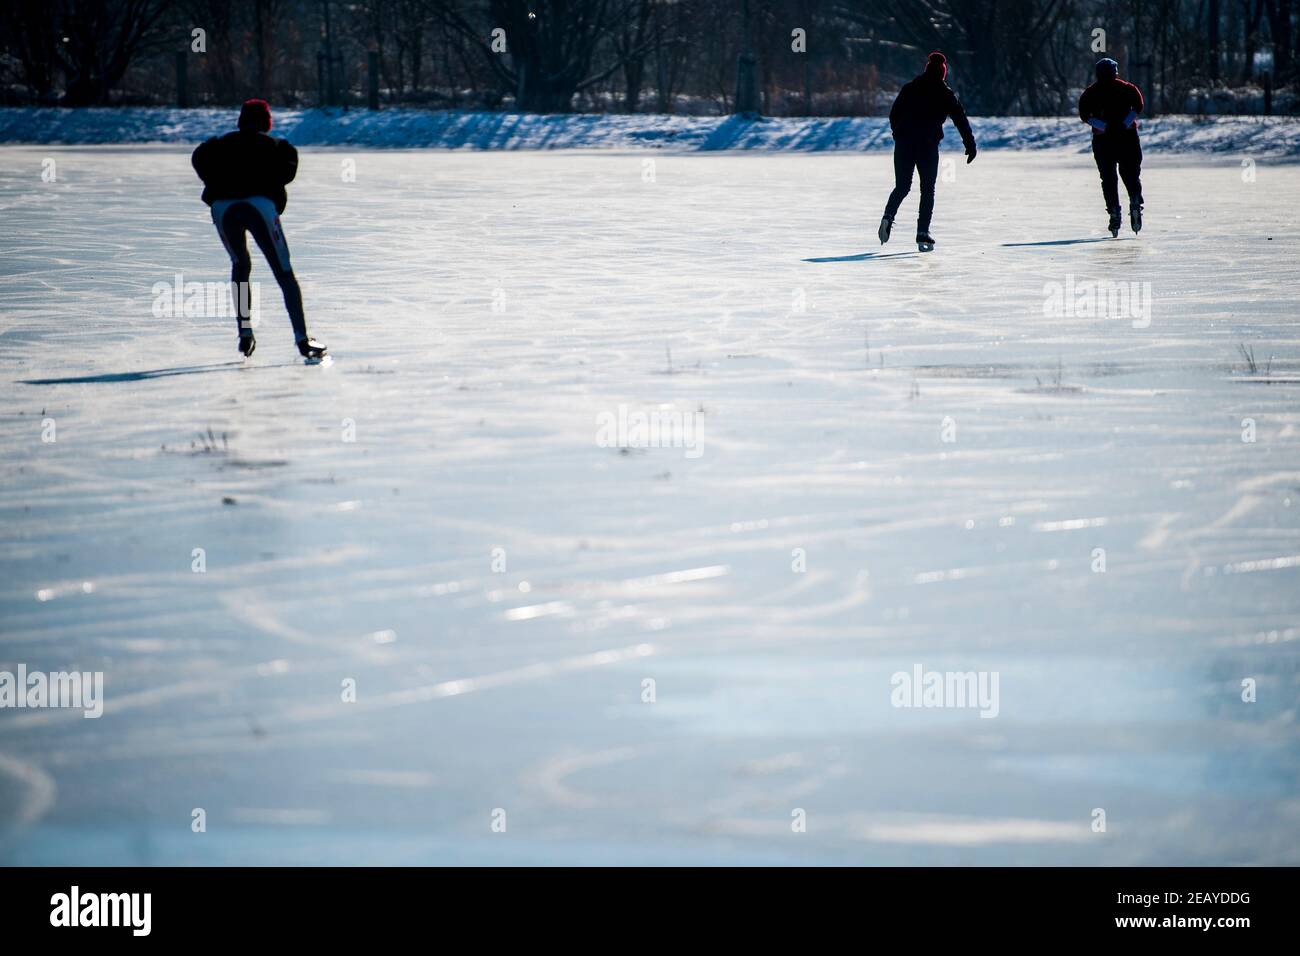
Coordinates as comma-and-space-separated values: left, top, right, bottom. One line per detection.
1078, 58, 1145, 237
192, 100, 326, 360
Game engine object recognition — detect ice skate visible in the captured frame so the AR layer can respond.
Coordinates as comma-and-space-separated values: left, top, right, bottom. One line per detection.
297, 336, 328, 363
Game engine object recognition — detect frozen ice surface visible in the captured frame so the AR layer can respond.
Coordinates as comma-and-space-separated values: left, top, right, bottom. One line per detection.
1, 145, 1298, 865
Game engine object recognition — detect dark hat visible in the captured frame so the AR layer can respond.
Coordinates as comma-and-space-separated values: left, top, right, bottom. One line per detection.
238, 99, 272, 133
1095, 58, 1119, 80
925, 51, 948, 80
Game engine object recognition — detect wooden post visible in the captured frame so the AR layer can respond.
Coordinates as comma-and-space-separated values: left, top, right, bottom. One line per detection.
176, 52, 188, 108
1132, 60, 1154, 117
735, 53, 759, 115
368, 51, 379, 110
734, 0, 758, 117
321, 0, 338, 107
1262, 70, 1272, 115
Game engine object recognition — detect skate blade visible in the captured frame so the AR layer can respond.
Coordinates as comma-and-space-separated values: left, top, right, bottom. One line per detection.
304, 354, 332, 366
917, 243, 934, 252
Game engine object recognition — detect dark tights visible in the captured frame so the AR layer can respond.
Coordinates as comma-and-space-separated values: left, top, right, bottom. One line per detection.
1092, 132, 1143, 211
885, 139, 941, 233
216, 200, 307, 340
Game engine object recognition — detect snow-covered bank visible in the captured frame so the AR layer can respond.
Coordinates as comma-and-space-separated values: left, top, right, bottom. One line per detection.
2, 107, 1299, 155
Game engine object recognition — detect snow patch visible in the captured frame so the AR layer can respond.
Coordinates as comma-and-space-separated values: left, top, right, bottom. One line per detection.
2, 107, 1298, 155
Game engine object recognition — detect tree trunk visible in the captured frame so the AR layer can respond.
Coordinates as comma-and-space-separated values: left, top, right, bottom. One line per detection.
1244, 0, 1263, 81
1208, 0, 1221, 81
1274, 0, 1294, 77
654, 2, 673, 113
624, 58, 643, 112
254, 0, 269, 95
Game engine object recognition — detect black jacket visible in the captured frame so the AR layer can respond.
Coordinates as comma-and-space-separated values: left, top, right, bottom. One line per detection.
191, 130, 298, 213
889, 74, 976, 150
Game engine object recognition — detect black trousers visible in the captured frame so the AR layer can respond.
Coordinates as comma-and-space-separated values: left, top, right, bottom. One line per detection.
885, 138, 940, 233
212, 197, 307, 341
1092, 132, 1143, 211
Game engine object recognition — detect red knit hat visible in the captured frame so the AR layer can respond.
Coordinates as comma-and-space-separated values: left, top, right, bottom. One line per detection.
238, 99, 272, 132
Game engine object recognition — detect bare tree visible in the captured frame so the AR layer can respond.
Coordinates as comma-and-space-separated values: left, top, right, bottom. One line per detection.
57, 0, 176, 105
0, 0, 63, 99
183, 0, 237, 98
615, 0, 656, 111
0, 0, 1293, 112
429, 0, 659, 111
1263, 0, 1293, 78
833, 0, 1069, 113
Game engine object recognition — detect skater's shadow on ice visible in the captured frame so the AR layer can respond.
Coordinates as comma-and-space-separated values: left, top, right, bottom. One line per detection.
802, 251, 919, 263
1001, 237, 1134, 248
20, 361, 295, 385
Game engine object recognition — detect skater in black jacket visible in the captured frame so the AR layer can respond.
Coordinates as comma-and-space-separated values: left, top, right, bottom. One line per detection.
1078, 58, 1145, 236
192, 99, 326, 359
878, 52, 977, 252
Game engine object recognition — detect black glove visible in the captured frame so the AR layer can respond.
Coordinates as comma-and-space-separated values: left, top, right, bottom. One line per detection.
965, 142, 977, 164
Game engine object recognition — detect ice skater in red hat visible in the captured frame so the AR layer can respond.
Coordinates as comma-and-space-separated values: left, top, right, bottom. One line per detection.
191, 99, 327, 361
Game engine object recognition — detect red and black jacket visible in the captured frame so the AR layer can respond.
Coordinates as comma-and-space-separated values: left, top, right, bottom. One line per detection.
1078, 78, 1144, 135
